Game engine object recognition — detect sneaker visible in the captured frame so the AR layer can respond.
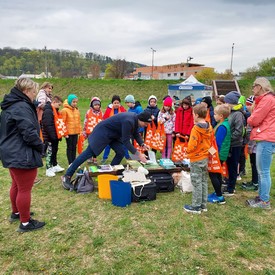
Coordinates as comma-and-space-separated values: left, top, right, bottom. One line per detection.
242, 182, 258, 191
208, 194, 226, 204
9, 212, 34, 223
246, 196, 261, 206
207, 192, 217, 203
223, 190, 235, 197
248, 200, 271, 210
216, 196, 226, 204
222, 188, 235, 197
201, 206, 208, 212
61, 175, 74, 191
17, 218, 45, 232
46, 167, 56, 177
52, 164, 64, 173
183, 204, 201, 214
237, 175, 242, 181
208, 192, 216, 199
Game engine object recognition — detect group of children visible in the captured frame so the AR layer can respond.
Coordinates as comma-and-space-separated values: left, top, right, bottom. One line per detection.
37, 82, 261, 214
184, 91, 258, 214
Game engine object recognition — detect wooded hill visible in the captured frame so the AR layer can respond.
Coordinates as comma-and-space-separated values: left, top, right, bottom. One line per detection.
0, 47, 145, 78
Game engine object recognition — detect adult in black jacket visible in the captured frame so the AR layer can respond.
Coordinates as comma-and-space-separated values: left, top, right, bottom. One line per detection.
0, 78, 45, 232
62, 111, 152, 189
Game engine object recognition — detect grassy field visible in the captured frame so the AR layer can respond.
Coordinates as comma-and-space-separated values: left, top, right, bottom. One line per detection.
0, 81, 275, 274
0, 140, 275, 274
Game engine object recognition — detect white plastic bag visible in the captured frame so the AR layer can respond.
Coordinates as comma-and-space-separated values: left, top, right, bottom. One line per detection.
177, 171, 193, 193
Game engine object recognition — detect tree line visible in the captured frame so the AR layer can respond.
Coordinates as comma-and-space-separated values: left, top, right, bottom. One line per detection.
0, 47, 144, 78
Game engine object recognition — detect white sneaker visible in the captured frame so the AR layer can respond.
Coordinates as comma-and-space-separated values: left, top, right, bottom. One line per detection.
52, 164, 65, 173
46, 167, 56, 177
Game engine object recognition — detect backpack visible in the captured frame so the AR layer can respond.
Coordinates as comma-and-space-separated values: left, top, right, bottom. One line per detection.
71, 171, 94, 194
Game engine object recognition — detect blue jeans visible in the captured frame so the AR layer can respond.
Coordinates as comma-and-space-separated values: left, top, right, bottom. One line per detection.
256, 141, 275, 202
66, 146, 94, 177
103, 145, 130, 160
66, 141, 127, 178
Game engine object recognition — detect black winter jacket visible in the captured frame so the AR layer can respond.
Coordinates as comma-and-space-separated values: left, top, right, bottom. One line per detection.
144, 105, 160, 127
0, 87, 43, 168
41, 102, 58, 142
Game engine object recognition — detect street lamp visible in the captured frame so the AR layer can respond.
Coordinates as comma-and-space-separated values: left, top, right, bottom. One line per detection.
151, 47, 156, 79
187, 56, 193, 63
230, 43, 235, 73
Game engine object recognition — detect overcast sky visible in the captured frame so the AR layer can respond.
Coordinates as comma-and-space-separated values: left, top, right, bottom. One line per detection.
1, 0, 274, 73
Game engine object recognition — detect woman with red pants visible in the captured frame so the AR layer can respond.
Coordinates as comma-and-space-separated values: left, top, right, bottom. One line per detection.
0, 77, 45, 232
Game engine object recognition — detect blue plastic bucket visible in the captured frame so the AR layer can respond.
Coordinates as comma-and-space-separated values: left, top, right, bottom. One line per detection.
110, 180, 131, 207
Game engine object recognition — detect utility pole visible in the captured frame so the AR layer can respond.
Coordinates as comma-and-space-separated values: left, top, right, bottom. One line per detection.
151, 47, 156, 79
230, 43, 235, 73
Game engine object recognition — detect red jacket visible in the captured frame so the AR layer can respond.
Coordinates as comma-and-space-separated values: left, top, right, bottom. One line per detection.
175, 106, 194, 136
103, 104, 126, 119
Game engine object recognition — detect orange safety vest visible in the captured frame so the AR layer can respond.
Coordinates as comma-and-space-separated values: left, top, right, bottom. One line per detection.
85, 109, 103, 135
52, 105, 68, 139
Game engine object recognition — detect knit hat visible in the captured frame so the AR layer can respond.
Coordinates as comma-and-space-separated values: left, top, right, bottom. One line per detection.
182, 96, 192, 106
246, 95, 255, 106
224, 91, 240, 105
137, 111, 152, 123
201, 96, 212, 108
111, 95, 121, 103
148, 95, 157, 104
90, 97, 101, 108
163, 96, 173, 107
125, 94, 135, 103
194, 97, 202, 106
163, 95, 171, 101
68, 94, 78, 106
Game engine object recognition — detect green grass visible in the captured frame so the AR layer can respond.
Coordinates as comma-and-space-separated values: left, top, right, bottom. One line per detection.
1, 140, 275, 274
0, 83, 275, 274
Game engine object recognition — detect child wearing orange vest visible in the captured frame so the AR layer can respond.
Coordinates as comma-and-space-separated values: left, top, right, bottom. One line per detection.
82, 97, 103, 163
42, 96, 68, 177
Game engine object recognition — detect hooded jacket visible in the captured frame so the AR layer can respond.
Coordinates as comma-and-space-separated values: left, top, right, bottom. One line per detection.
144, 105, 160, 126
175, 106, 194, 136
103, 104, 126, 119
0, 87, 43, 168
186, 122, 213, 162
228, 104, 246, 147
61, 99, 81, 135
248, 92, 275, 142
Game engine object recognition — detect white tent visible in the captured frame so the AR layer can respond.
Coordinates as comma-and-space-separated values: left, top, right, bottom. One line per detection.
168, 75, 212, 100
